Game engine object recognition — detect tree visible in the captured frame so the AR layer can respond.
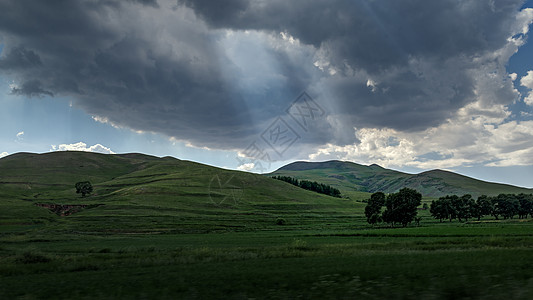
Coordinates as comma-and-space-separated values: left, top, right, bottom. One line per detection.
272, 176, 341, 197
457, 194, 476, 222
448, 195, 461, 221
431, 193, 532, 222
364, 192, 385, 225
75, 181, 93, 197
517, 193, 533, 219
493, 194, 519, 219
430, 197, 452, 222
469, 199, 482, 221
476, 195, 493, 221
382, 188, 422, 227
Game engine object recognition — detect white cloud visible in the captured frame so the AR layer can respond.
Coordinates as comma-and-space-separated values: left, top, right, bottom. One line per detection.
91, 115, 122, 129
50, 142, 115, 154
366, 79, 377, 92
521, 70, 533, 88
509, 73, 517, 81
8, 82, 18, 91
309, 128, 417, 168
92, 115, 146, 134
16, 131, 24, 139
280, 31, 298, 45
521, 70, 533, 106
183, 140, 211, 150
237, 162, 255, 171
515, 8, 533, 35
309, 114, 533, 170
0, 152, 8, 158
524, 94, 533, 106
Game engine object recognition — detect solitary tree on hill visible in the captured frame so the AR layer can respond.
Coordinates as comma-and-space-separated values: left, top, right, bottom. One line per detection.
75, 181, 93, 197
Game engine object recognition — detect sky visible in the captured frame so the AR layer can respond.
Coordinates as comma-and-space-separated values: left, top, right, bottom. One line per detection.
1, 0, 533, 188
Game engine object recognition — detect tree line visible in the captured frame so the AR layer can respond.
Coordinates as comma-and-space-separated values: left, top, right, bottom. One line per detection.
272, 176, 342, 198
430, 193, 533, 222
365, 188, 422, 227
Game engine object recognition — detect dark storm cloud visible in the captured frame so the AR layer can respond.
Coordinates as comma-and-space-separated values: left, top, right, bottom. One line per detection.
10, 80, 53, 97
181, 0, 524, 132
0, 0, 268, 148
181, 0, 520, 62
0, 46, 42, 70
178, 0, 249, 25
130, 0, 159, 8
0, 0, 527, 152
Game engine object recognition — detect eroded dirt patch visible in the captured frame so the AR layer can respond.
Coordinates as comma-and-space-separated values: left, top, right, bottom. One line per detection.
35, 203, 102, 216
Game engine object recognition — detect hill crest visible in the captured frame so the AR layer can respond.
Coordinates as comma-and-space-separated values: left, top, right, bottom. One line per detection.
272, 160, 532, 198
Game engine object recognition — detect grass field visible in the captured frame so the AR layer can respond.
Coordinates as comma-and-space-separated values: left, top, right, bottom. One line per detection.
2, 220, 532, 299
1, 152, 532, 299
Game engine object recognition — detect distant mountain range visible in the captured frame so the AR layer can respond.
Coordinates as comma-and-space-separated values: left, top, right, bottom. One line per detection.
270, 160, 533, 198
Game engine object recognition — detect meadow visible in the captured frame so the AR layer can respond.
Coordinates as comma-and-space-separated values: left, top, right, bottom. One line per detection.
1, 152, 532, 299
1, 208, 532, 299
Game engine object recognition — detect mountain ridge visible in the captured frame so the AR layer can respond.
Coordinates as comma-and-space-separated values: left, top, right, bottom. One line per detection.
271, 160, 532, 198
1, 153, 531, 200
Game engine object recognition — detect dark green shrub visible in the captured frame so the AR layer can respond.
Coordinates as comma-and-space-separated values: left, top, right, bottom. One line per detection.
276, 218, 287, 225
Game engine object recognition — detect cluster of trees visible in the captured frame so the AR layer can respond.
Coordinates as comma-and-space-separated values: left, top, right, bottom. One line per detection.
430, 193, 533, 222
365, 188, 422, 227
272, 176, 341, 198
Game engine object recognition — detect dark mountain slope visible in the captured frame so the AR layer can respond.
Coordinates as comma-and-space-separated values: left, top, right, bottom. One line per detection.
271, 160, 533, 198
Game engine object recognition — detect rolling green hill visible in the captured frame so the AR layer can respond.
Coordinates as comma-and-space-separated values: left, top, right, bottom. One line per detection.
0, 152, 361, 232
2, 152, 530, 233
269, 160, 533, 198
2, 153, 533, 299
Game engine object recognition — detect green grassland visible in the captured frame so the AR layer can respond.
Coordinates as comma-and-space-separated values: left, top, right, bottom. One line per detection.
1, 152, 532, 299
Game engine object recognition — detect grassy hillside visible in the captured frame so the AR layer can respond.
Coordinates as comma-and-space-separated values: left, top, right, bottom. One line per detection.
1, 152, 533, 299
0, 152, 361, 232
270, 160, 533, 198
